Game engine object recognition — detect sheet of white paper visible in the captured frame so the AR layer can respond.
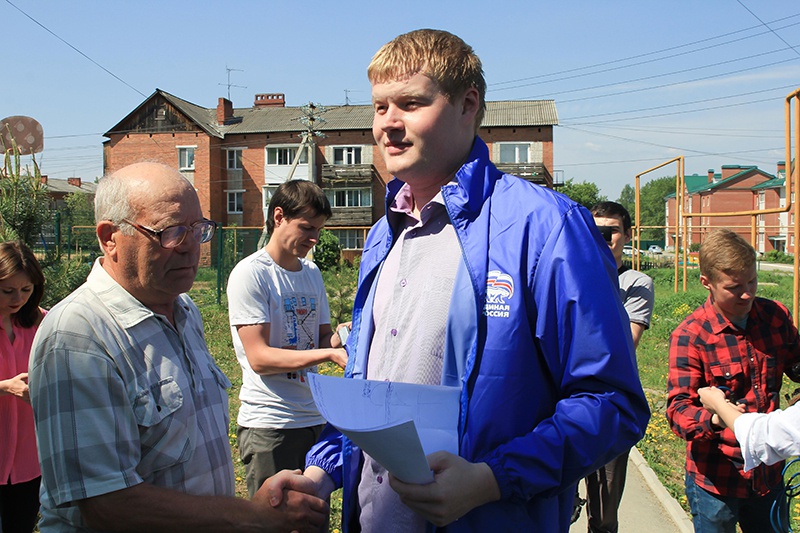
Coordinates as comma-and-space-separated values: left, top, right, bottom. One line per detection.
343, 419, 433, 484
308, 373, 461, 483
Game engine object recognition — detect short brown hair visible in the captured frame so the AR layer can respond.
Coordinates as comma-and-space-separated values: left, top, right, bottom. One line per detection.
368, 29, 486, 131
699, 229, 756, 281
0, 240, 44, 328
266, 180, 332, 235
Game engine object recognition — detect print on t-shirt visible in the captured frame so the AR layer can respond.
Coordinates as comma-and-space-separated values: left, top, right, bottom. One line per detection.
282, 295, 317, 382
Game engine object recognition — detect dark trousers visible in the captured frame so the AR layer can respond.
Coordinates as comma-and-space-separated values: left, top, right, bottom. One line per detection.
238, 425, 324, 498
584, 450, 629, 533
0, 477, 40, 533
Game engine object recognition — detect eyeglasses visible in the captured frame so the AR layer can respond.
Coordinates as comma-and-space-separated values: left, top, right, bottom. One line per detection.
122, 218, 217, 249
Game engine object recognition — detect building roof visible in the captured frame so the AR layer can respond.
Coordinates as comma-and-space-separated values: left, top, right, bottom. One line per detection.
104, 89, 559, 138
663, 167, 777, 199
751, 177, 784, 190
43, 178, 97, 195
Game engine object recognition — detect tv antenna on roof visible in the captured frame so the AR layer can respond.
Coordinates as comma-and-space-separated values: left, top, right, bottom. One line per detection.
219, 65, 246, 100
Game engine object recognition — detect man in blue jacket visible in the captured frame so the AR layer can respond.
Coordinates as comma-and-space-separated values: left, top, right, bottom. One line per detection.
275, 29, 650, 532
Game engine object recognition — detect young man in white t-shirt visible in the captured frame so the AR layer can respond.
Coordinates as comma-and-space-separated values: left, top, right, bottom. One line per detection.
227, 179, 348, 497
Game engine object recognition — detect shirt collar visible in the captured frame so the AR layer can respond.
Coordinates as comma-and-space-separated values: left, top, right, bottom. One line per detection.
88, 259, 187, 329
703, 296, 757, 335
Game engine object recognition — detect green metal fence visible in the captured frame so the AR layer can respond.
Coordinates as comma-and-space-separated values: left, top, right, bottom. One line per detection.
214, 226, 264, 304
35, 221, 269, 305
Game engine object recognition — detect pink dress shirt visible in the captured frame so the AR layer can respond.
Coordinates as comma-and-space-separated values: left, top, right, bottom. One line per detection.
0, 315, 43, 485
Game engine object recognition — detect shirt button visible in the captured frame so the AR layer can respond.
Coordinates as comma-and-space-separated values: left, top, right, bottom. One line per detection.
377, 475, 383, 484
391, 328, 398, 336
400, 279, 407, 287
409, 230, 417, 238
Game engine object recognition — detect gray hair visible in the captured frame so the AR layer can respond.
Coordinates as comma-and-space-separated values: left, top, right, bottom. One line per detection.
94, 173, 136, 235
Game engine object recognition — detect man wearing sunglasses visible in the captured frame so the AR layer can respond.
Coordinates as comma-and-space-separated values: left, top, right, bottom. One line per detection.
29, 162, 327, 532
572, 201, 654, 533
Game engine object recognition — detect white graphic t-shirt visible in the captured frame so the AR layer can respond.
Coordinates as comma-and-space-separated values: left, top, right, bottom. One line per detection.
227, 249, 331, 428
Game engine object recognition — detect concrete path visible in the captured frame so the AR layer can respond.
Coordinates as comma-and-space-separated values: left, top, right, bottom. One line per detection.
571, 448, 693, 533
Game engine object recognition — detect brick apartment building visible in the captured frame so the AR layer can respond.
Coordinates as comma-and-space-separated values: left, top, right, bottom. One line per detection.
665, 162, 793, 254
102, 89, 558, 258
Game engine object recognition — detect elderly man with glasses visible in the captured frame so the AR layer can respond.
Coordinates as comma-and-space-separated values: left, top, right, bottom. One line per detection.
29, 162, 327, 532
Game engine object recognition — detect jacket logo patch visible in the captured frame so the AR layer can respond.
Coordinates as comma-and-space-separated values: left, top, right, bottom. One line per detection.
485, 270, 513, 318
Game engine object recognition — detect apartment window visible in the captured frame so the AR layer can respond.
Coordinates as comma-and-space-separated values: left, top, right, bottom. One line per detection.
498, 143, 530, 164
326, 188, 372, 208
178, 147, 195, 170
262, 186, 278, 211
330, 229, 365, 250
333, 147, 362, 165
266, 147, 306, 166
227, 149, 243, 170
227, 190, 244, 214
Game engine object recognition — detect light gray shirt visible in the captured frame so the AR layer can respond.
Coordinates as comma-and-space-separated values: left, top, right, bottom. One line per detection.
359, 186, 462, 533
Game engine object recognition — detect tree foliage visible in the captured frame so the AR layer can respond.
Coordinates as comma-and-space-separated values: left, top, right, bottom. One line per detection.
0, 134, 51, 246
617, 184, 635, 218
63, 192, 95, 227
638, 176, 676, 241
313, 229, 341, 272
559, 178, 607, 209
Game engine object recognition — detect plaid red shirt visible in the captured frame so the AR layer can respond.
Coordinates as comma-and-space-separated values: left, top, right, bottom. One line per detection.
667, 296, 800, 498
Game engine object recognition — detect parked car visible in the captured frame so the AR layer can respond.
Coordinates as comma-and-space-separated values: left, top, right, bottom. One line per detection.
648, 245, 663, 254
623, 245, 637, 256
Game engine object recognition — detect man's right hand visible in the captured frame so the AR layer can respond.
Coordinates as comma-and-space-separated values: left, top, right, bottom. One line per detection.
330, 348, 348, 369
254, 470, 329, 532
266, 467, 336, 508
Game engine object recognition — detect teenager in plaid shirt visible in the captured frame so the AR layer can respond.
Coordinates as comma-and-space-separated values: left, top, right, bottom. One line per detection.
667, 229, 800, 532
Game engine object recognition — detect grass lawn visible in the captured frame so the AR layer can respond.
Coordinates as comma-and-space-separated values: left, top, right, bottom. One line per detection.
188, 268, 346, 530
190, 263, 799, 530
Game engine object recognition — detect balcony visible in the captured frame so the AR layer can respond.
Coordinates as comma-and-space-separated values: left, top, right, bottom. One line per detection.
321, 164, 378, 187
495, 162, 553, 188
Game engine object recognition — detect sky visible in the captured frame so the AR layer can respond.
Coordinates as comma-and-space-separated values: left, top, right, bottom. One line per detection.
3, 0, 800, 200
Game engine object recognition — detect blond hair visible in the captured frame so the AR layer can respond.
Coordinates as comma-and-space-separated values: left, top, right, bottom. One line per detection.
699, 229, 756, 281
368, 29, 486, 130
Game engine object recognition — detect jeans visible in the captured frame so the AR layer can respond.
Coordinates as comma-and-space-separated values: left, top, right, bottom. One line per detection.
684, 473, 783, 533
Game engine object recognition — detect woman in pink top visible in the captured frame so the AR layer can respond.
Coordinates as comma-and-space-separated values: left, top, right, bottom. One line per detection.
0, 241, 45, 533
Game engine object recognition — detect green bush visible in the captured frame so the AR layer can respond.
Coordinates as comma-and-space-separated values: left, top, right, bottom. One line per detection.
313, 229, 341, 272
41, 258, 92, 309
762, 249, 793, 264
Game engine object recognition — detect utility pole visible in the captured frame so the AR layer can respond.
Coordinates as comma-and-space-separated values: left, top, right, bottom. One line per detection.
258, 103, 328, 248
286, 102, 327, 180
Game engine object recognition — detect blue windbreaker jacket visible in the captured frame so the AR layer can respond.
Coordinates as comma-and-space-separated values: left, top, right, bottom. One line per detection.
307, 138, 650, 532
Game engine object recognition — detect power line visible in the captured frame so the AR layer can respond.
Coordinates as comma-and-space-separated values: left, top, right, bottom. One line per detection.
517, 48, 798, 102
489, 13, 800, 89
560, 84, 797, 123
4, 0, 147, 98
736, 0, 800, 58
560, 124, 783, 162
